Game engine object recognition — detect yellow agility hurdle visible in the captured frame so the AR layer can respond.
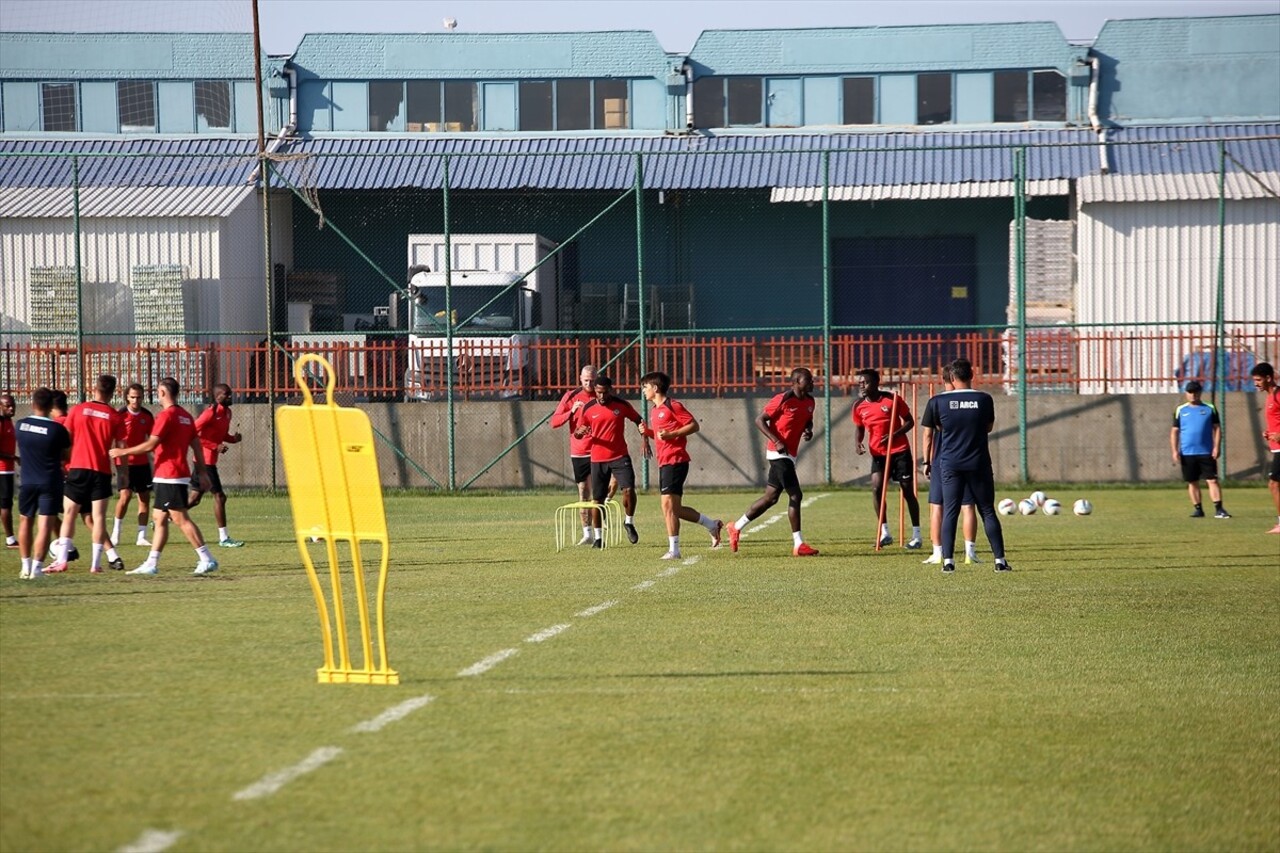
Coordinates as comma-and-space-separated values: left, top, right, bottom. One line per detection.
554, 499, 623, 550
276, 354, 399, 685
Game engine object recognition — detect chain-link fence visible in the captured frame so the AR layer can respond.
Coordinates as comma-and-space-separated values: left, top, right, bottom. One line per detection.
2, 137, 1277, 487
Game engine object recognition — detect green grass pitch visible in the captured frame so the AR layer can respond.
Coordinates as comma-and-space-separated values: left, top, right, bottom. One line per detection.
2, 486, 1277, 851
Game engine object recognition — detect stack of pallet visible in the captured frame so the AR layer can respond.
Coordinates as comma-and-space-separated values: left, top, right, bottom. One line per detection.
132, 264, 203, 395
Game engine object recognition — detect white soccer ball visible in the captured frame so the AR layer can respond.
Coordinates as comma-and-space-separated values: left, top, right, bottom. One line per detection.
998, 498, 1017, 516
1042, 499, 1062, 516
1029, 490, 1047, 507
1018, 499, 1037, 516
1073, 499, 1093, 516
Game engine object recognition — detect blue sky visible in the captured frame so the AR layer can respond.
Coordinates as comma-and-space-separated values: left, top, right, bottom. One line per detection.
2, 0, 1276, 54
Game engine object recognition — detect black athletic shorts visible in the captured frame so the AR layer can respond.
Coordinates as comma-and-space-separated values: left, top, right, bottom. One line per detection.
206, 465, 224, 495
153, 482, 190, 512
1180, 454, 1218, 483
871, 450, 914, 485
571, 456, 592, 485
659, 462, 690, 496
1269, 452, 1280, 483
0, 474, 13, 510
766, 457, 802, 495
64, 469, 113, 506
591, 457, 635, 504
117, 463, 153, 493
18, 483, 63, 517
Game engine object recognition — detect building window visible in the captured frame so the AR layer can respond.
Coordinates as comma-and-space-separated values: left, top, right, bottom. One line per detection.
519, 81, 553, 131
726, 77, 762, 126
407, 80, 441, 130
842, 77, 874, 125
369, 81, 404, 131
993, 70, 1067, 123
194, 81, 232, 130
916, 73, 952, 125
443, 81, 476, 131
993, 71, 1029, 122
1032, 70, 1066, 121
41, 82, 77, 132
557, 79, 590, 130
117, 80, 157, 132
692, 77, 723, 128
594, 79, 629, 129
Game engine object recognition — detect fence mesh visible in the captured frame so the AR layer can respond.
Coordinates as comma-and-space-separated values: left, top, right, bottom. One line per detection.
1, 139, 1277, 487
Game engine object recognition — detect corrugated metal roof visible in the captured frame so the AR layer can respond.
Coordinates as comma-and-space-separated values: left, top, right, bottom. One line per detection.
0, 185, 256, 218
770, 179, 1069, 202
0, 139, 258, 187
1077, 170, 1280, 203
1, 126, 1275, 194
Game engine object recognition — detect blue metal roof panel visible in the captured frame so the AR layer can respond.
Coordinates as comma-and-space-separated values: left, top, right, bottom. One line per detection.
0, 138, 259, 187
2, 126, 1275, 191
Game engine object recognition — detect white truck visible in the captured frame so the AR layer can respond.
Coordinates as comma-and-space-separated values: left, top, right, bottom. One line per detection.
403, 234, 560, 400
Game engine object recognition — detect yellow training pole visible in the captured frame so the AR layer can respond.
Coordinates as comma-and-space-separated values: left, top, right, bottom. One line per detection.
276, 354, 399, 685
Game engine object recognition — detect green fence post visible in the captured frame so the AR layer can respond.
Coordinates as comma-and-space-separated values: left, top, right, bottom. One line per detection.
1215, 140, 1228, 468
443, 154, 456, 491
635, 152, 649, 492
72, 155, 85, 401
1013, 146, 1029, 485
821, 149, 833, 484
262, 155, 277, 490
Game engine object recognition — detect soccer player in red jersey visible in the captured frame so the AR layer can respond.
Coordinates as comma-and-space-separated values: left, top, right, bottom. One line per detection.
852, 368, 922, 549
574, 375, 649, 547
190, 383, 244, 548
1251, 362, 1280, 533
550, 364, 608, 546
0, 393, 17, 548
112, 383, 155, 548
109, 377, 216, 575
47, 375, 126, 574
638, 371, 723, 560
726, 367, 819, 557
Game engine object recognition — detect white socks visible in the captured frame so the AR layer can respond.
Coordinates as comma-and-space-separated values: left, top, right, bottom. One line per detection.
218, 527, 229, 542
668, 535, 679, 552
792, 531, 803, 547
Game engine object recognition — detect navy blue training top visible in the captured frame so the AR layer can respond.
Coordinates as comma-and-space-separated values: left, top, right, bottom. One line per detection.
920, 389, 995, 472
15, 416, 71, 488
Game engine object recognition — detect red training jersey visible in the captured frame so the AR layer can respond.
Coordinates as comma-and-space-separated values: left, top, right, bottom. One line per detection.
1267, 388, 1280, 452
0, 417, 15, 474
646, 398, 694, 467
117, 406, 155, 466
152, 405, 198, 483
66, 400, 124, 474
581, 396, 642, 462
550, 388, 595, 457
195, 403, 234, 466
763, 391, 815, 459
851, 392, 911, 456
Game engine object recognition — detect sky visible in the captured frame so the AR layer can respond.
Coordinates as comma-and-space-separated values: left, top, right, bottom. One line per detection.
1, 0, 1276, 55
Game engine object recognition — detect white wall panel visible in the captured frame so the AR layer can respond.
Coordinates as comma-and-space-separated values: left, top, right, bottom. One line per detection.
1076, 198, 1280, 392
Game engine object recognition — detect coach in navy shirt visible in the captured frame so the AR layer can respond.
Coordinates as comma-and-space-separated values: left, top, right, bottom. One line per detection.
920, 359, 1012, 574
14, 387, 72, 579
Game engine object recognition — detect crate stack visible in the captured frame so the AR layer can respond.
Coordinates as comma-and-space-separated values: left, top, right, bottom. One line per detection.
28, 267, 78, 343
132, 264, 203, 396
24, 267, 80, 393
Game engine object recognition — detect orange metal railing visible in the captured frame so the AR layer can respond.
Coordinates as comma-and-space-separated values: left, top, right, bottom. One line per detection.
2, 328, 1274, 401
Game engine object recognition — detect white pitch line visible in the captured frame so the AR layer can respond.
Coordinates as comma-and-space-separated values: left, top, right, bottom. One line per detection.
632, 579, 657, 590
575, 600, 618, 618
458, 648, 520, 677
118, 828, 183, 853
349, 694, 435, 733
744, 493, 830, 537
525, 624, 571, 643
232, 746, 344, 801
681, 555, 702, 567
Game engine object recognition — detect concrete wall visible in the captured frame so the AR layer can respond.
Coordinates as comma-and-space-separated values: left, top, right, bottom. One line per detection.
213, 393, 1275, 490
